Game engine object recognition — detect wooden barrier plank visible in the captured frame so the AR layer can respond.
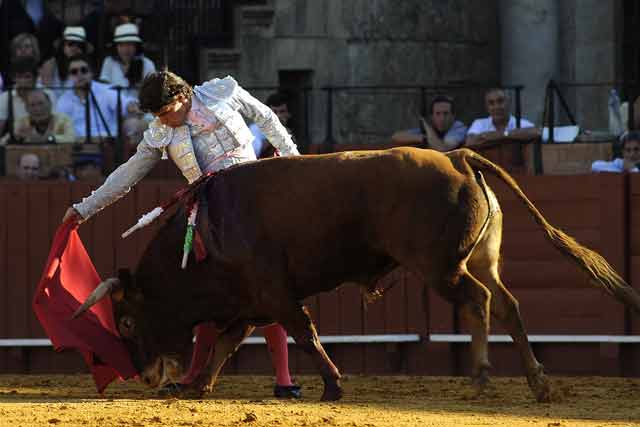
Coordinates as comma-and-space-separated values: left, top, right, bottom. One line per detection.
6, 183, 29, 338
113, 187, 138, 272
405, 271, 427, 336
501, 229, 601, 261
91, 186, 115, 280
337, 286, 364, 373
71, 183, 94, 261
0, 185, 7, 338
488, 174, 603, 202
501, 200, 601, 231
501, 260, 596, 290
317, 291, 340, 335
27, 185, 50, 338
384, 270, 406, 333
509, 289, 625, 334
135, 182, 161, 266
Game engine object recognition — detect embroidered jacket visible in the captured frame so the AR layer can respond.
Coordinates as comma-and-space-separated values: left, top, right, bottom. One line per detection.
73, 76, 299, 219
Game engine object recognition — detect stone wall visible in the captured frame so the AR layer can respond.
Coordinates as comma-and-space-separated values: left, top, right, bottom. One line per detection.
232, 0, 501, 147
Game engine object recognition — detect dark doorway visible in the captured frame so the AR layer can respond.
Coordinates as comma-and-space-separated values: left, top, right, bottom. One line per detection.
278, 70, 314, 153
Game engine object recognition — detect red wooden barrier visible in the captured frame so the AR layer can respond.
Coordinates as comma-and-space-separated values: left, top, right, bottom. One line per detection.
0, 173, 638, 378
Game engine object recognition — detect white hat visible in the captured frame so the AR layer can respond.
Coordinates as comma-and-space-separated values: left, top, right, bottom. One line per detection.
112, 23, 143, 44
63, 26, 88, 43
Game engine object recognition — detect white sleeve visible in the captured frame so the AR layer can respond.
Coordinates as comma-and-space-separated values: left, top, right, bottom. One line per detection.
234, 86, 299, 157
73, 139, 162, 219
466, 119, 484, 135
591, 160, 622, 173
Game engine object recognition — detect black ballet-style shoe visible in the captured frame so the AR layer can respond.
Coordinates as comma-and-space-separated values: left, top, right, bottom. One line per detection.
273, 384, 302, 399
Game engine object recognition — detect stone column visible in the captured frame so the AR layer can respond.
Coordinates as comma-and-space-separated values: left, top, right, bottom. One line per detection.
499, 0, 559, 125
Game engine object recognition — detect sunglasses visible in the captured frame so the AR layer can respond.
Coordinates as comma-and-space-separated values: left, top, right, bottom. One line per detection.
64, 41, 84, 49
69, 66, 89, 76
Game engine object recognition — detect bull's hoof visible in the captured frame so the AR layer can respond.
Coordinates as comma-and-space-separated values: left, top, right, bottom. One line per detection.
157, 382, 206, 399
320, 385, 343, 401
527, 369, 552, 403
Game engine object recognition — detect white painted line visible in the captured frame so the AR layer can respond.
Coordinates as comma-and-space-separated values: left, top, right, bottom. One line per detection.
429, 334, 640, 343
0, 334, 421, 348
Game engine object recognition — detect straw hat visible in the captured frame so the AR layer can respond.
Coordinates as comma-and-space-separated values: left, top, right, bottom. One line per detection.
55, 26, 94, 53
112, 23, 143, 44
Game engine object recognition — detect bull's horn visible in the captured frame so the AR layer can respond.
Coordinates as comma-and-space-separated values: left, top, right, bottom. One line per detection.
71, 278, 120, 319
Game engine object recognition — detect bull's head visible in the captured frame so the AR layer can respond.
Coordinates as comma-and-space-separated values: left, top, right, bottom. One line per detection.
73, 268, 192, 388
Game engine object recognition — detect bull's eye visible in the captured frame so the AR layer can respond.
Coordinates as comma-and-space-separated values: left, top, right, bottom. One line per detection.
118, 315, 136, 338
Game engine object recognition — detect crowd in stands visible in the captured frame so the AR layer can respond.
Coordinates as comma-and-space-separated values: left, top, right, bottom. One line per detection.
1, 2, 637, 182
0, 0, 156, 181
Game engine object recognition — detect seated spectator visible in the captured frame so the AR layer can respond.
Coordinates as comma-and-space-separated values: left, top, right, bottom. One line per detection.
391, 95, 467, 151
10, 33, 41, 66
592, 131, 640, 173
466, 88, 540, 146
40, 26, 94, 98
16, 152, 41, 180
0, 57, 56, 137
122, 114, 148, 146
100, 23, 156, 99
14, 89, 75, 144
46, 165, 75, 181
73, 155, 104, 181
55, 54, 137, 141
250, 92, 293, 158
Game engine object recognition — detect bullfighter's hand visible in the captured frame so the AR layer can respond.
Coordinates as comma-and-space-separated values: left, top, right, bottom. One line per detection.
62, 207, 83, 224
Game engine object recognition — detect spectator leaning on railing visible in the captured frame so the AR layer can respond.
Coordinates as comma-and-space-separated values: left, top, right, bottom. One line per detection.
465, 88, 540, 147
391, 94, 467, 152
592, 131, 640, 173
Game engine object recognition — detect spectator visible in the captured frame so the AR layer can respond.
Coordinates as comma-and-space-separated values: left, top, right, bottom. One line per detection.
391, 95, 467, 151
82, 0, 142, 63
73, 154, 105, 181
16, 152, 41, 180
122, 114, 148, 146
46, 165, 75, 181
17, 0, 64, 63
466, 88, 540, 146
55, 54, 136, 140
250, 92, 293, 158
40, 26, 94, 98
0, 57, 56, 137
592, 131, 640, 173
100, 23, 156, 99
10, 33, 41, 65
14, 88, 75, 144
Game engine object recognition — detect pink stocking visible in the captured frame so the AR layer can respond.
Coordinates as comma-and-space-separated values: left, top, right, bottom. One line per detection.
263, 323, 293, 386
181, 322, 218, 384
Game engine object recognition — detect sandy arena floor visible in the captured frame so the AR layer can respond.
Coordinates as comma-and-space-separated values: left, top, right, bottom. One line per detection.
0, 374, 639, 426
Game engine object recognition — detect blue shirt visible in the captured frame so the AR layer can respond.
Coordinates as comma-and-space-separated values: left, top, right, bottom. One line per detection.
55, 81, 132, 138
407, 120, 467, 149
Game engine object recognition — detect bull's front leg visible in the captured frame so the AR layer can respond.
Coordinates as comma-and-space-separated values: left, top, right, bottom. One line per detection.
281, 305, 342, 401
196, 321, 255, 393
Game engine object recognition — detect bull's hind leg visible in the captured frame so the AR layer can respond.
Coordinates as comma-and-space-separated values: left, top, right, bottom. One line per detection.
456, 272, 493, 394
470, 263, 551, 402
280, 304, 342, 401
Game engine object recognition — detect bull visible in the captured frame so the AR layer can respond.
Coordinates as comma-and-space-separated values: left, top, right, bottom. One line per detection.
75, 147, 640, 402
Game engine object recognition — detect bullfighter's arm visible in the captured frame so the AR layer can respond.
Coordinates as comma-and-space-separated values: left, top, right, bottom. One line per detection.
234, 87, 300, 156
72, 140, 162, 220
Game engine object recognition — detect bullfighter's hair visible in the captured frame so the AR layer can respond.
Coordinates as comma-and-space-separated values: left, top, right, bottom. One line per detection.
139, 70, 193, 114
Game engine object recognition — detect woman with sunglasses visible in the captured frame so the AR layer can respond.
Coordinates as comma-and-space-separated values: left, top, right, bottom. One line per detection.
40, 27, 94, 98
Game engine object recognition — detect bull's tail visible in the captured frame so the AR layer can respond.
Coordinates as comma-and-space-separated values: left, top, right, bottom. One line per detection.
453, 148, 640, 314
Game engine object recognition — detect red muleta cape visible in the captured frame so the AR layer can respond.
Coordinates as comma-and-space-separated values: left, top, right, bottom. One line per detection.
32, 219, 138, 393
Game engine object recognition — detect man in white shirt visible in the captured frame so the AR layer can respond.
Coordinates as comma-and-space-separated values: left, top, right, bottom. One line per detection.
250, 92, 293, 158
592, 131, 640, 173
466, 88, 540, 146
55, 54, 137, 140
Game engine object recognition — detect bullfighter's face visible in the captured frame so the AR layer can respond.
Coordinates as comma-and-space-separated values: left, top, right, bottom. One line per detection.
154, 95, 191, 128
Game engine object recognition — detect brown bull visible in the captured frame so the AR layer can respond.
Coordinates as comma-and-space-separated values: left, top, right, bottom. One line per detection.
76, 147, 640, 402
